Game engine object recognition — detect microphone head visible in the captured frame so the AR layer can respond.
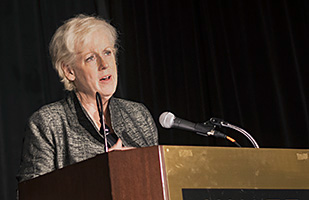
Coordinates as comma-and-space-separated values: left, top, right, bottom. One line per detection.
159, 112, 175, 128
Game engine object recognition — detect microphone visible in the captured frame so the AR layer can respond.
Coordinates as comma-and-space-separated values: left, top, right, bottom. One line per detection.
159, 112, 220, 136
159, 112, 241, 146
96, 92, 109, 152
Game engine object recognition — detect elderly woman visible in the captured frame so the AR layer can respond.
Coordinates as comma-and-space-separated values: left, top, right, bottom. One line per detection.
17, 14, 158, 183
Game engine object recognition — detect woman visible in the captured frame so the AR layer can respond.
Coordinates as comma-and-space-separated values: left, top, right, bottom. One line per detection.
17, 14, 158, 183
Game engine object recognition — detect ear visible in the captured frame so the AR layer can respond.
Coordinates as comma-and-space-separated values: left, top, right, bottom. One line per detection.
61, 63, 76, 81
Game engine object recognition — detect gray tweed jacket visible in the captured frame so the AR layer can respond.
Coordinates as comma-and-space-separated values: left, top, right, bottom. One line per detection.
16, 92, 158, 182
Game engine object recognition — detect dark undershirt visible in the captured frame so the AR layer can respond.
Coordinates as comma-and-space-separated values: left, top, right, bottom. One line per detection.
103, 124, 119, 147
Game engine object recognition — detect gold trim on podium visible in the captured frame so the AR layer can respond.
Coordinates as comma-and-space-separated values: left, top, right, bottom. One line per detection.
161, 146, 309, 200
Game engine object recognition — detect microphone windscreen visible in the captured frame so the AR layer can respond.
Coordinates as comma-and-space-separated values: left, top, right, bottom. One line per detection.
159, 112, 175, 128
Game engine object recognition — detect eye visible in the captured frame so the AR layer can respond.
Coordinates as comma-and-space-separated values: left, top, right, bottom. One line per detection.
103, 47, 115, 56
85, 55, 95, 63
104, 50, 113, 56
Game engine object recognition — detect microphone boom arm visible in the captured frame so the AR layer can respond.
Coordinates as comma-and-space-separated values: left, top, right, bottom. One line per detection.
210, 118, 260, 148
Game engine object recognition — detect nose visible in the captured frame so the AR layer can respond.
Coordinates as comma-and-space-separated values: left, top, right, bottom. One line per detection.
97, 54, 108, 70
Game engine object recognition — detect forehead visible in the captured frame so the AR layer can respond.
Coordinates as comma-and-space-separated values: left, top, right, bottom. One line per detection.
75, 27, 114, 53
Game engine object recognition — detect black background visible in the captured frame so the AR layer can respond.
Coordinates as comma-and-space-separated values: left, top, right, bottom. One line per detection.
0, 0, 308, 199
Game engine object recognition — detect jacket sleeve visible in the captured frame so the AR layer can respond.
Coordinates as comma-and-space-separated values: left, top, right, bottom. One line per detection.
139, 103, 158, 146
16, 111, 56, 183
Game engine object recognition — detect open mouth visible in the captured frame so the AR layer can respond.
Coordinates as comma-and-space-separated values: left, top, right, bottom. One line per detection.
100, 75, 111, 81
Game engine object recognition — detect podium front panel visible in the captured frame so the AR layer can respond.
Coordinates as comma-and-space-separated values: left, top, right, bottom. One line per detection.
160, 146, 309, 200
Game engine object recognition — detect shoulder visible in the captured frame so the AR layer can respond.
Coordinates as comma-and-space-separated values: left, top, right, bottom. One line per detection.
111, 97, 143, 106
109, 97, 155, 123
110, 97, 148, 112
29, 99, 67, 126
110, 97, 158, 146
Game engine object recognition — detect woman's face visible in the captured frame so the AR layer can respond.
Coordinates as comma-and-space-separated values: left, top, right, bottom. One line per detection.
69, 29, 117, 101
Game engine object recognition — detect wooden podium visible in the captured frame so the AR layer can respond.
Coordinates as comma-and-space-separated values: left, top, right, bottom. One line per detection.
18, 146, 309, 200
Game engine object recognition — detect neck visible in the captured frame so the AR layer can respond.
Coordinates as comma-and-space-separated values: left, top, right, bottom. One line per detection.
75, 91, 110, 128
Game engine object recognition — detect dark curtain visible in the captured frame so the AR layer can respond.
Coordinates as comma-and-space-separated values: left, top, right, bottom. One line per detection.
1, 0, 308, 199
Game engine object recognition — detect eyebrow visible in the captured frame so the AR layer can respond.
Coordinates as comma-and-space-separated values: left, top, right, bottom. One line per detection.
76, 46, 115, 55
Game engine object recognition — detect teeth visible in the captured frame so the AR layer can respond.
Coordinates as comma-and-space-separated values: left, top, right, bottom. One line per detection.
101, 75, 110, 80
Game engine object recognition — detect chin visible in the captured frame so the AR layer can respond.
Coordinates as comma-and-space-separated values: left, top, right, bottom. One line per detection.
100, 89, 116, 99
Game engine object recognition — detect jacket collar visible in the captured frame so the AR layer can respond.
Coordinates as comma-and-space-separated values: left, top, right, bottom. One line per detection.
67, 91, 106, 144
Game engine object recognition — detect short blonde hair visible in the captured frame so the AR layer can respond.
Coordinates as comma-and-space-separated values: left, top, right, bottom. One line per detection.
49, 14, 118, 91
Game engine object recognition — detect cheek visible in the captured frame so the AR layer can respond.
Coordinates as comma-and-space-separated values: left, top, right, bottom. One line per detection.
111, 61, 117, 73
114, 65, 118, 74
75, 67, 96, 83
107, 56, 116, 67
